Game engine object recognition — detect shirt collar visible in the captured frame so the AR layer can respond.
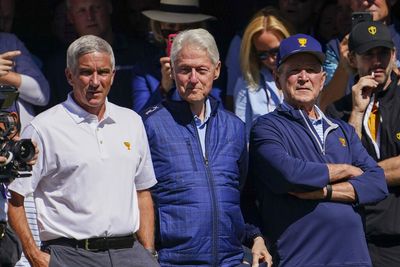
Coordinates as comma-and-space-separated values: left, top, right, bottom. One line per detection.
63, 92, 115, 124
193, 98, 211, 127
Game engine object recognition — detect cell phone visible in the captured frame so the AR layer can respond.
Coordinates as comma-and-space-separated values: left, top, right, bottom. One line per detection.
166, 33, 177, 57
351, 12, 373, 28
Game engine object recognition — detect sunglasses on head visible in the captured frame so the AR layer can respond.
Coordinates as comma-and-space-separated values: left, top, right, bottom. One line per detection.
257, 48, 279, 61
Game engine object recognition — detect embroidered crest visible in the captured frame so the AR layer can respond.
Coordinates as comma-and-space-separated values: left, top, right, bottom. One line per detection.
339, 137, 346, 147
396, 132, 400, 140
368, 26, 377, 35
124, 141, 131, 150
298, 38, 307, 47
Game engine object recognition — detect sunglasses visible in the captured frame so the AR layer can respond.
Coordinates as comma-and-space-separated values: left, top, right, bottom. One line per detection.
257, 48, 279, 61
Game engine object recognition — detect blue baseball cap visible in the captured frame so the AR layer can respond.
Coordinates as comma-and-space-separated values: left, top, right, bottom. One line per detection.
277, 34, 325, 68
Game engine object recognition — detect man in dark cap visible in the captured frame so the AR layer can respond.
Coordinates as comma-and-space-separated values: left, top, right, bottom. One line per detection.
248, 33, 388, 266
326, 21, 400, 267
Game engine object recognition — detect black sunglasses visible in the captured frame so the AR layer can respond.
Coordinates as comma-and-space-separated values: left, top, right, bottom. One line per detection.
257, 48, 279, 61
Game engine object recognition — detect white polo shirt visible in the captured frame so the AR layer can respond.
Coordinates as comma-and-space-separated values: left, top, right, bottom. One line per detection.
9, 94, 157, 241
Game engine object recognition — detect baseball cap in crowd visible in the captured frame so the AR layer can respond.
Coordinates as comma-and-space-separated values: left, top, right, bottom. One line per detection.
142, 0, 216, 24
276, 34, 325, 68
349, 21, 394, 54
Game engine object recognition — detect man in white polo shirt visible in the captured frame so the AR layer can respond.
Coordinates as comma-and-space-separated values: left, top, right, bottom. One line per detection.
7, 35, 159, 267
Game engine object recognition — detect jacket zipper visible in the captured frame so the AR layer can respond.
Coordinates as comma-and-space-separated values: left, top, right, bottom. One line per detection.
192, 119, 218, 266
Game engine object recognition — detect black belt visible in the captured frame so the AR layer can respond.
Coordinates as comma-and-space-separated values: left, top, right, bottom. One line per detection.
41, 234, 136, 251
0, 222, 6, 239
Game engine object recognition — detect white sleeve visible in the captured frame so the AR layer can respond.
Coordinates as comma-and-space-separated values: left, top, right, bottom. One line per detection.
18, 74, 50, 106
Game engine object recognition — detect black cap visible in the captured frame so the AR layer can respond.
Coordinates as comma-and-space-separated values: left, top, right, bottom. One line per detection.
349, 21, 394, 54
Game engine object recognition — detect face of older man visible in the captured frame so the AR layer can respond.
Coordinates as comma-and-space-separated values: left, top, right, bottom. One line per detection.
68, 0, 112, 38
276, 53, 326, 111
172, 44, 220, 105
66, 51, 115, 117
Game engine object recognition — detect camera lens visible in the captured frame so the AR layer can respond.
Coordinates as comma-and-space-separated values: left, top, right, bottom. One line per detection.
13, 139, 35, 162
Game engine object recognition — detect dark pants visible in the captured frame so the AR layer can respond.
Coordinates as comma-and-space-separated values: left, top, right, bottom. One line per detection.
0, 226, 22, 267
44, 240, 160, 267
368, 241, 400, 267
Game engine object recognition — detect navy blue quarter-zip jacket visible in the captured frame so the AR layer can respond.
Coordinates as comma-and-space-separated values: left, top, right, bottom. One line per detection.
249, 104, 388, 267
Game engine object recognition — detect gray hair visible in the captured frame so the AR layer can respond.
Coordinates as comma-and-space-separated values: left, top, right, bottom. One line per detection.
170, 28, 219, 69
66, 35, 115, 73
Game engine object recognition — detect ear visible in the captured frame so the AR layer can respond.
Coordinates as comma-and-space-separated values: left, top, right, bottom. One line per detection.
274, 69, 283, 91
320, 71, 327, 92
110, 69, 116, 85
65, 68, 74, 87
348, 52, 357, 69
213, 61, 221, 80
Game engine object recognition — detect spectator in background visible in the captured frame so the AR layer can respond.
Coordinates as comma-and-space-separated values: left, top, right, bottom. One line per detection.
48, 0, 77, 47
234, 7, 293, 141
132, 0, 223, 113
248, 33, 388, 266
44, 0, 149, 109
319, 0, 400, 111
278, 0, 322, 34
114, 0, 159, 40
314, 0, 339, 50
326, 21, 400, 267
142, 28, 272, 267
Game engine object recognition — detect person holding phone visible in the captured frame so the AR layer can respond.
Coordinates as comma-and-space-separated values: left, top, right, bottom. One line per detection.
131, 0, 225, 113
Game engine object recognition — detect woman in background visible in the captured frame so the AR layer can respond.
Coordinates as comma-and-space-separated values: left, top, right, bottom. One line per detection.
234, 7, 294, 140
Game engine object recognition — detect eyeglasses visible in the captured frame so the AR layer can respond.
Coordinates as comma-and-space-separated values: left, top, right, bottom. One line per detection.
257, 48, 279, 61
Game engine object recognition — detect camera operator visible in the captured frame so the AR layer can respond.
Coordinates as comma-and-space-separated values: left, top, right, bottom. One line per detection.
0, 117, 38, 266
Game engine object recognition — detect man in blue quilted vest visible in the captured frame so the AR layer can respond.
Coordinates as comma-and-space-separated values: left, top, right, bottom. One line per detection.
142, 28, 272, 267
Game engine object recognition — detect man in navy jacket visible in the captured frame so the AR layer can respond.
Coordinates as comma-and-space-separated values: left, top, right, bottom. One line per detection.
142, 29, 272, 267
249, 34, 388, 267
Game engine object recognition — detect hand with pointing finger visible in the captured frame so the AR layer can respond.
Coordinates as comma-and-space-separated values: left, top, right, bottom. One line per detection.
0, 50, 21, 77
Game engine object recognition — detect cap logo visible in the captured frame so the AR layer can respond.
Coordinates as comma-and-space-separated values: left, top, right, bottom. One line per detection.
298, 38, 307, 47
396, 132, 400, 140
368, 26, 377, 35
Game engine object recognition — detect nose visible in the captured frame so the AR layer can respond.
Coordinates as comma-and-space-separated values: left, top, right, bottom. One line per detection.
189, 68, 199, 84
298, 69, 309, 81
89, 72, 100, 87
87, 7, 96, 20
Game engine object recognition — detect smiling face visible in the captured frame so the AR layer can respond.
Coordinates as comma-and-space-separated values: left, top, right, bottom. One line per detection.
276, 53, 326, 112
66, 51, 115, 118
172, 44, 220, 105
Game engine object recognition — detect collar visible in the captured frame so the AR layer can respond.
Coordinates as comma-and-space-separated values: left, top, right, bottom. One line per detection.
279, 101, 338, 128
193, 98, 211, 126
63, 92, 115, 124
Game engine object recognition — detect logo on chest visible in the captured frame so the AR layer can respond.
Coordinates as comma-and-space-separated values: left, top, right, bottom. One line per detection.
339, 137, 347, 147
123, 141, 131, 150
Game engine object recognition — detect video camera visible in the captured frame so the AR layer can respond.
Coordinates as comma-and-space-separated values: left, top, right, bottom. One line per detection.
0, 85, 35, 183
